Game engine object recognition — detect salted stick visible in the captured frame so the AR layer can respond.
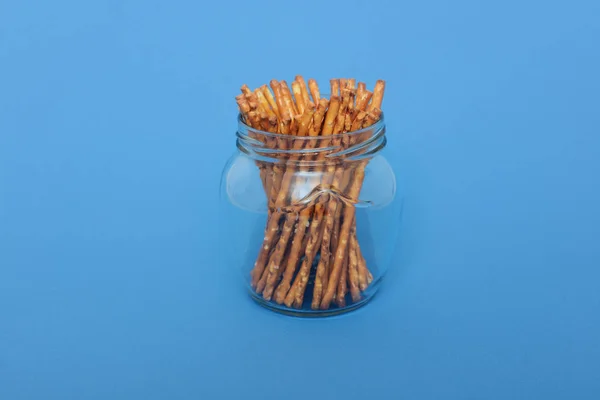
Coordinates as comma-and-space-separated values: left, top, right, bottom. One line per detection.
320, 108, 382, 309
273, 98, 329, 303
261, 106, 315, 299
283, 96, 341, 308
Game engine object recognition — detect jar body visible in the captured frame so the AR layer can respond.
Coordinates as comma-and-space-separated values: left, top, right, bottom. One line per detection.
219, 121, 401, 316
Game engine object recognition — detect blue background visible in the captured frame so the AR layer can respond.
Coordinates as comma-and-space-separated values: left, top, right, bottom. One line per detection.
1, 0, 599, 399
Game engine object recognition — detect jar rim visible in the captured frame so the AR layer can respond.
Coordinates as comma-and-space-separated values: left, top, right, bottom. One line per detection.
236, 111, 385, 141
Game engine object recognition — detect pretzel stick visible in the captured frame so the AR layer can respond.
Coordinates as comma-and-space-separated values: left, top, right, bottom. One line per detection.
339, 78, 347, 92
308, 78, 320, 104
311, 193, 336, 308
319, 166, 364, 308
261, 85, 280, 121
249, 86, 292, 288
241, 84, 252, 97
311, 87, 352, 308
339, 109, 368, 289
253, 110, 292, 287
343, 80, 357, 136
254, 89, 280, 203
326, 156, 360, 308
256, 213, 295, 294
336, 247, 349, 307
236, 95, 269, 192
356, 82, 365, 102
235, 95, 252, 125
330, 79, 340, 97
348, 226, 361, 302
284, 96, 341, 307
355, 90, 373, 112
367, 80, 385, 112
245, 91, 259, 112
262, 106, 315, 299
334, 86, 351, 135
295, 75, 311, 107
312, 149, 354, 309
291, 81, 305, 115
347, 108, 382, 293
273, 99, 329, 303
357, 236, 369, 291
280, 80, 299, 134
320, 107, 382, 308
344, 97, 357, 133
327, 204, 343, 287
280, 80, 298, 116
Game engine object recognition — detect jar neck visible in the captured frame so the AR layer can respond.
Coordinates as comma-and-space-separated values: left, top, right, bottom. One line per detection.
236, 114, 386, 165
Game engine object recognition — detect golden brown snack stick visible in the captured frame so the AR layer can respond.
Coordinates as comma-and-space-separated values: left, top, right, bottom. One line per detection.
270, 80, 287, 128
367, 80, 386, 112
339, 78, 347, 91
235, 95, 251, 120
335, 248, 349, 307
308, 93, 350, 307
285, 214, 324, 308
311, 201, 336, 309
357, 238, 369, 291
246, 110, 261, 129
320, 168, 364, 309
308, 98, 329, 137
258, 110, 271, 131
319, 106, 381, 309
272, 101, 326, 302
291, 81, 305, 115
272, 215, 309, 303
284, 97, 341, 307
280, 80, 299, 134
237, 94, 272, 198
363, 107, 382, 128
356, 82, 365, 103
330, 79, 340, 97
261, 85, 280, 121
296, 104, 314, 136
278, 208, 321, 305
328, 204, 343, 286
241, 84, 252, 96
260, 105, 316, 297
255, 88, 277, 121
249, 111, 292, 289
295, 75, 311, 108
259, 214, 296, 297
344, 90, 357, 132
333, 88, 351, 134
279, 109, 292, 134
351, 111, 367, 131
280, 80, 298, 117
312, 141, 355, 308
245, 92, 259, 111
356, 90, 373, 112
308, 78, 320, 104
322, 96, 340, 135
311, 90, 357, 308
348, 230, 361, 302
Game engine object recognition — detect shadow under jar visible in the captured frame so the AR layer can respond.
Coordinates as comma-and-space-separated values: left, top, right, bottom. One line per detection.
220, 113, 401, 317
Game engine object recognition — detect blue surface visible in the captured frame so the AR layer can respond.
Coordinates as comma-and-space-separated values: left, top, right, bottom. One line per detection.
1, 1, 599, 399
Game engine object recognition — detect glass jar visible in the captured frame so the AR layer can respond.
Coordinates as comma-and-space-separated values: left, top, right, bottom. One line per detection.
219, 113, 401, 317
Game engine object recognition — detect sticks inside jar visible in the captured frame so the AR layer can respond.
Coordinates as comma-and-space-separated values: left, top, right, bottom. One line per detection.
235, 76, 385, 310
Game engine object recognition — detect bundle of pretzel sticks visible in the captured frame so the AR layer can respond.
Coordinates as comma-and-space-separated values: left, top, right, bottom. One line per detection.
235, 76, 385, 310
